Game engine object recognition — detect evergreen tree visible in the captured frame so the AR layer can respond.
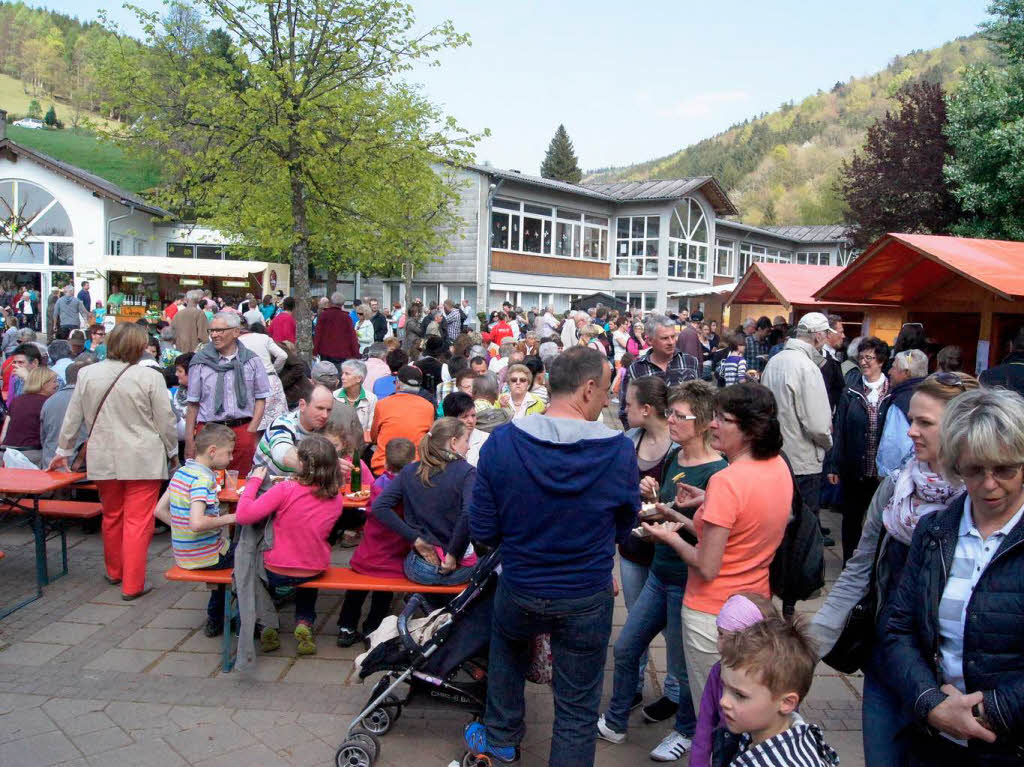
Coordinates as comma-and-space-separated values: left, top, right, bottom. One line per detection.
43, 104, 56, 127
540, 124, 582, 183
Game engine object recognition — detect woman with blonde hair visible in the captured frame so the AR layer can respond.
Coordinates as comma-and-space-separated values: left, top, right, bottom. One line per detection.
372, 417, 477, 585
355, 306, 374, 353
1, 366, 58, 465
48, 322, 177, 600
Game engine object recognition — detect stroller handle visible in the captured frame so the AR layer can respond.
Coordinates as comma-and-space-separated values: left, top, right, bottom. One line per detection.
397, 594, 426, 653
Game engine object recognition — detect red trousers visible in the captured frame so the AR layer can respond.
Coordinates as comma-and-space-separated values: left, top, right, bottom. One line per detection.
95, 479, 162, 596
196, 422, 261, 476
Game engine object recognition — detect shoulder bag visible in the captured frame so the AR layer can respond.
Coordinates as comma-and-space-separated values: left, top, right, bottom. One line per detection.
71, 362, 133, 472
821, 533, 884, 674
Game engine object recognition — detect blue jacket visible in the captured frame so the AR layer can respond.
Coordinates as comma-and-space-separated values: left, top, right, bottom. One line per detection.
470, 415, 640, 599
880, 496, 1024, 758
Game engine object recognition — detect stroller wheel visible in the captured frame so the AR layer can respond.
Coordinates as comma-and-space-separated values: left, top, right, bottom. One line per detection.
462, 753, 492, 767
335, 740, 374, 767
347, 730, 380, 761
360, 695, 401, 735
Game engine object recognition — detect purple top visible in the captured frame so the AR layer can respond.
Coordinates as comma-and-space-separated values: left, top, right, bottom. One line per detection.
691, 661, 724, 767
186, 350, 270, 422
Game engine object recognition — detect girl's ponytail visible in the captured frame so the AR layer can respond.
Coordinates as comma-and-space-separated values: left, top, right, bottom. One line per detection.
416, 417, 466, 487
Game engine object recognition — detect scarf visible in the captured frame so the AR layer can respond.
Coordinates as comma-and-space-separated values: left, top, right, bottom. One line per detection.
716, 595, 765, 632
190, 341, 257, 416
882, 458, 964, 545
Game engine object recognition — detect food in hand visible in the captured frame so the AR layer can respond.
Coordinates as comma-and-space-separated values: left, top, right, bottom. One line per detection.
638, 502, 660, 520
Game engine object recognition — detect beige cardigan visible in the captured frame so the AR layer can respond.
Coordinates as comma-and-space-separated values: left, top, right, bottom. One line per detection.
57, 360, 178, 480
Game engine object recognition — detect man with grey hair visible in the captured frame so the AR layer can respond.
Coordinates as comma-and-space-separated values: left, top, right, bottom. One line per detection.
313, 289, 359, 371
560, 310, 586, 349
618, 313, 699, 427
875, 348, 929, 476
40, 359, 91, 469
172, 288, 209, 352
334, 358, 377, 433
761, 311, 834, 557
538, 304, 559, 339
53, 284, 89, 335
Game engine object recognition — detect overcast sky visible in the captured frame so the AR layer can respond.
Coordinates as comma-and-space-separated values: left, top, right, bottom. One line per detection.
45, 0, 993, 173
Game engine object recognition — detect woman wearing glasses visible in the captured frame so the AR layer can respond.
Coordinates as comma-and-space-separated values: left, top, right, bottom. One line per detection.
826, 336, 891, 564
598, 380, 726, 761
881, 386, 1024, 766
811, 371, 979, 765
497, 363, 545, 420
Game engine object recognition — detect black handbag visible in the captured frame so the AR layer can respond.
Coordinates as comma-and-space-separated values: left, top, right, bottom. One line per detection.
821, 533, 884, 674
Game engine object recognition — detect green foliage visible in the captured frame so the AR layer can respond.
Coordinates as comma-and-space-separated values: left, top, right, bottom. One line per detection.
26, 97, 40, 118
540, 124, 582, 183
587, 36, 993, 226
945, 2, 1024, 239
43, 103, 55, 126
97, 0, 481, 357
6, 125, 162, 192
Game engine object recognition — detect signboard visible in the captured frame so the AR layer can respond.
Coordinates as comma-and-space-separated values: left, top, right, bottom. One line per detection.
269, 270, 278, 289
179, 278, 204, 286
221, 280, 249, 288
120, 275, 142, 283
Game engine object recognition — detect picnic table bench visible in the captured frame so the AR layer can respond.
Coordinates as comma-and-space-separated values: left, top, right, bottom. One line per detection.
165, 565, 464, 671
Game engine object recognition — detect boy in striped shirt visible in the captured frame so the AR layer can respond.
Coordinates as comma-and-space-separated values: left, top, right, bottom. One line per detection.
154, 423, 237, 637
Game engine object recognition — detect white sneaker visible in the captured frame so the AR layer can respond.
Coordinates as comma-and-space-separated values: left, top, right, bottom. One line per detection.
649, 730, 692, 761
596, 714, 626, 744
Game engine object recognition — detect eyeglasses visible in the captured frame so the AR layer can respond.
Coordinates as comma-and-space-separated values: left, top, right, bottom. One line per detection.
713, 412, 739, 424
857, 355, 877, 363
209, 327, 235, 335
958, 464, 1022, 482
508, 377, 529, 384
931, 372, 966, 389
665, 409, 698, 421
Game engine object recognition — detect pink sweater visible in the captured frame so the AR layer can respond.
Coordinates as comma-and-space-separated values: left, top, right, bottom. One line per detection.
235, 480, 343, 572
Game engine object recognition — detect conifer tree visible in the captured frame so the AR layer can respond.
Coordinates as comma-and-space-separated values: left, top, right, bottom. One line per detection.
540, 124, 582, 183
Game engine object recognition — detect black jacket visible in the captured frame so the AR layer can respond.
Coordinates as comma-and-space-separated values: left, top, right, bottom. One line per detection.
827, 378, 889, 478
370, 312, 389, 343
877, 375, 925, 435
881, 496, 1024, 761
980, 352, 1024, 396
820, 354, 845, 411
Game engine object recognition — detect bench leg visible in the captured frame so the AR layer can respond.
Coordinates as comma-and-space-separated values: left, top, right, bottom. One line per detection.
222, 584, 236, 673
30, 502, 49, 587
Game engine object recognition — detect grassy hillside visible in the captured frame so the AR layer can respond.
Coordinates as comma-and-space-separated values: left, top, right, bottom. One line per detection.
586, 36, 994, 226
6, 126, 162, 193
0, 72, 119, 131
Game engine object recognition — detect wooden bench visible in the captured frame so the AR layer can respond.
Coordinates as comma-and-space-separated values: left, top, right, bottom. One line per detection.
165, 565, 465, 671
35, 500, 102, 519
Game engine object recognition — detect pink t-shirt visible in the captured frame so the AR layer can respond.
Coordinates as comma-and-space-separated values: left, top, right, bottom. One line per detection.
269, 311, 296, 344
235, 480, 343, 572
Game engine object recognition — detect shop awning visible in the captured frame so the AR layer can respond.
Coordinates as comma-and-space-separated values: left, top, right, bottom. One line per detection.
814, 233, 1024, 304
728, 264, 845, 308
100, 256, 268, 278
668, 282, 737, 298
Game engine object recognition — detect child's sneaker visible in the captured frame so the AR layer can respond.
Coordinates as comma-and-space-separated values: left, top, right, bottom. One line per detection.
597, 714, 626, 744
294, 623, 316, 655
649, 730, 692, 761
260, 626, 281, 653
336, 627, 364, 648
463, 722, 519, 763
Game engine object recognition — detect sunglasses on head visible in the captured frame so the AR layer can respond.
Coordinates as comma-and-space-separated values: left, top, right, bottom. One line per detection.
930, 371, 966, 389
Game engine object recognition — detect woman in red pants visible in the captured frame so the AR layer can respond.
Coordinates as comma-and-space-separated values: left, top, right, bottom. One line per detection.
48, 322, 178, 599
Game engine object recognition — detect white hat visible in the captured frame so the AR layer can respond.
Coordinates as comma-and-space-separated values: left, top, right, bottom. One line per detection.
797, 312, 830, 334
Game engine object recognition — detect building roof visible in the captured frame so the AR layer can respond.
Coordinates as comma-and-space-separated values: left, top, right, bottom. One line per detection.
814, 233, 1024, 304
729, 263, 854, 309
0, 138, 170, 218
467, 164, 738, 215
717, 220, 851, 244
669, 282, 737, 298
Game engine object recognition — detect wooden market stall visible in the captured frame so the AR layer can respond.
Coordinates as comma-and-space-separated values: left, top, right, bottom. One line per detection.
725, 263, 886, 340
813, 233, 1024, 375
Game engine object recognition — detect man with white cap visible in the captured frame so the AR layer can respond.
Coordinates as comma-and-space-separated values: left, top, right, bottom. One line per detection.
761, 311, 834, 560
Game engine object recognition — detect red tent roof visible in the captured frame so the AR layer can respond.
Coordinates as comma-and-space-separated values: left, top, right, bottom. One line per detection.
728, 263, 847, 308
815, 233, 1024, 304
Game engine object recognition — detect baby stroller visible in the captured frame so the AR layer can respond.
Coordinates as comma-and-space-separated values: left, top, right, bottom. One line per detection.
335, 549, 500, 767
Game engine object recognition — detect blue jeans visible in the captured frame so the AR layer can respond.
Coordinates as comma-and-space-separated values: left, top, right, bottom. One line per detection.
200, 546, 235, 625
605, 571, 695, 737
403, 550, 475, 586
862, 663, 912, 765
485, 580, 614, 767
265, 570, 319, 625
619, 558, 681, 702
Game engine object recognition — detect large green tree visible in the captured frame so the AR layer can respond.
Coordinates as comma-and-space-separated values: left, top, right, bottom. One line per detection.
99, 0, 479, 356
945, 0, 1024, 239
540, 124, 582, 183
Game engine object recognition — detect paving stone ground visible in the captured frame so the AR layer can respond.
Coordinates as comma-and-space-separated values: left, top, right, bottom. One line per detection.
0, 482, 864, 766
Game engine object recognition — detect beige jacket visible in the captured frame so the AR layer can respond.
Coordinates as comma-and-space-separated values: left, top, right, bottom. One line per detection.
57, 360, 178, 480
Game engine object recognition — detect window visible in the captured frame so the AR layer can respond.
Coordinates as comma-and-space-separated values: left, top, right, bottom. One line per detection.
796, 251, 830, 266
133, 238, 146, 256
615, 291, 657, 312
615, 215, 660, 276
49, 242, 73, 266
715, 238, 734, 277
109, 238, 123, 256
738, 243, 793, 274
167, 243, 195, 258
0, 179, 73, 239
491, 199, 608, 261
667, 198, 709, 280
197, 245, 224, 260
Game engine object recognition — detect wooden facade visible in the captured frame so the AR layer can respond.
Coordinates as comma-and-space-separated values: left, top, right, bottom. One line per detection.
492, 251, 610, 280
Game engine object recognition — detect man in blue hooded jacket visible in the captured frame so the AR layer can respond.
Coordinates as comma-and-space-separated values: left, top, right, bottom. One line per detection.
465, 346, 640, 767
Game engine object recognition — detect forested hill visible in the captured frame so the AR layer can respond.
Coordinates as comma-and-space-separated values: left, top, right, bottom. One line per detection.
585, 36, 994, 227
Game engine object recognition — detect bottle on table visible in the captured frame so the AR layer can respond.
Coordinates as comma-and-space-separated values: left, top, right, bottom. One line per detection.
349, 449, 361, 493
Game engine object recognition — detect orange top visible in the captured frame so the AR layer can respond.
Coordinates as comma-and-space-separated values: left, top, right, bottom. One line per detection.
683, 455, 792, 614
369, 392, 435, 475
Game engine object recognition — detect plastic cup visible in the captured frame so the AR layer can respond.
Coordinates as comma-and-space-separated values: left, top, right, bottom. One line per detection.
225, 470, 239, 490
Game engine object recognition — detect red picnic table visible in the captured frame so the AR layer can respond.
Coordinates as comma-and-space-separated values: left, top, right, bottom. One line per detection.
0, 468, 86, 617
217, 480, 369, 508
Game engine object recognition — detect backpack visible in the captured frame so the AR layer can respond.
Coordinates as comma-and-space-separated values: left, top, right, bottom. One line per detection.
769, 454, 825, 604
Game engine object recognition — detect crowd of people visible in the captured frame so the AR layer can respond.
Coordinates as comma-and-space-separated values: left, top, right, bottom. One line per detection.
4, 284, 1024, 767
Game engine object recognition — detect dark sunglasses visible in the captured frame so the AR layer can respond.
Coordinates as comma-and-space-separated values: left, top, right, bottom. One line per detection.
930, 372, 966, 390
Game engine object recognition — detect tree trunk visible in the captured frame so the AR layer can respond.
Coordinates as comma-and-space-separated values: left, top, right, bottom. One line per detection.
325, 271, 336, 298
288, 154, 314, 360
403, 259, 413, 305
